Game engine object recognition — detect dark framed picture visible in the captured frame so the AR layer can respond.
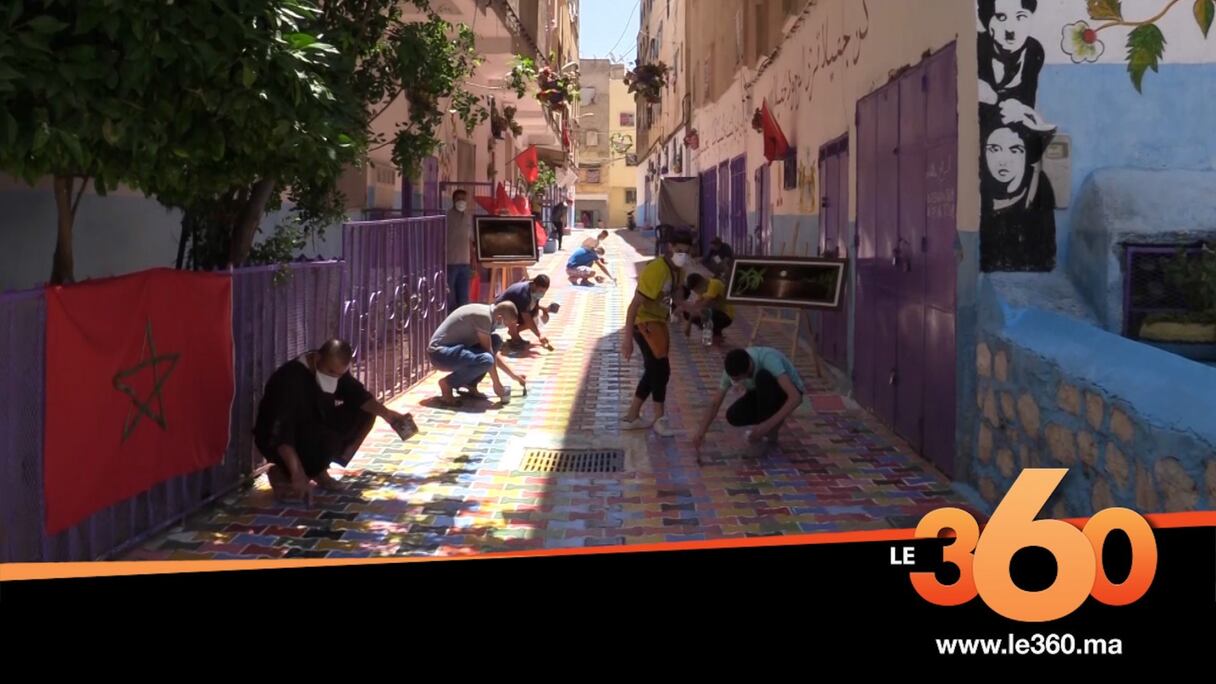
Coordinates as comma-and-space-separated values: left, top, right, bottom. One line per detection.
725, 256, 847, 309
475, 216, 538, 263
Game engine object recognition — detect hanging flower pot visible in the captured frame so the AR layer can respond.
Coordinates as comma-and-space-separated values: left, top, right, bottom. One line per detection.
503, 105, 523, 137
751, 108, 764, 132
625, 61, 670, 104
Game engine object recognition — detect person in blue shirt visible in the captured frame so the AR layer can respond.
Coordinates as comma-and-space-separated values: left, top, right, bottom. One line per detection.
494, 274, 557, 349
566, 245, 615, 286
690, 346, 806, 460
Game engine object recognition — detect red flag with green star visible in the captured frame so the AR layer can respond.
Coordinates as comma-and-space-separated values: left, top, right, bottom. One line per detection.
43, 268, 235, 534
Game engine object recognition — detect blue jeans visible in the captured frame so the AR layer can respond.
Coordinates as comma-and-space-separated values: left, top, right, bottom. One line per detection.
429, 334, 503, 389
447, 264, 473, 309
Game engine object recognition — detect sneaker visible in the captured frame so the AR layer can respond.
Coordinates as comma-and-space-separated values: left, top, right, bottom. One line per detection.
652, 417, 675, 437
621, 415, 652, 431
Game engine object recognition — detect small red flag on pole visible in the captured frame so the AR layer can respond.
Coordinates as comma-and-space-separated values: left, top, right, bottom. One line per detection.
514, 145, 540, 184
760, 100, 790, 163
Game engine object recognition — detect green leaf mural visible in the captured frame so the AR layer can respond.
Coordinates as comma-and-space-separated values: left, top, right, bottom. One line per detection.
1088, 0, 1124, 21
1196, 0, 1215, 38
1126, 23, 1166, 92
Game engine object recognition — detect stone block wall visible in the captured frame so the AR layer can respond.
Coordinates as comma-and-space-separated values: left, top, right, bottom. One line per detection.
972, 338, 1216, 516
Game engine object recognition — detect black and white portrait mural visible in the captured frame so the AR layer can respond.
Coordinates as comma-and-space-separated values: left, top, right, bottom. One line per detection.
976, 0, 1058, 272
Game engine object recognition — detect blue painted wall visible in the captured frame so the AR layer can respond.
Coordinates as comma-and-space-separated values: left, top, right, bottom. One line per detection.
974, 282, 1216, 513
1037, 63, 1216, 270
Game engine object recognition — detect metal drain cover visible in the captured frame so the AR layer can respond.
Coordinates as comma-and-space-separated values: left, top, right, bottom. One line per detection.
519, 448, 625, 473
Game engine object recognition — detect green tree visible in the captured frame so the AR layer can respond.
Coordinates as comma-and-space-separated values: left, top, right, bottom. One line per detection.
180, 0, 490, 270
0, 1, 347, 283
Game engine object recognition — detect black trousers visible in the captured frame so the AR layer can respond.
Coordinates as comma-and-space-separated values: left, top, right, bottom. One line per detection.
632, 328, 671, 404
551, 222, 565, 249
258, 406, 374, 477
726, 370, 795, 427
679, 286, 733, 334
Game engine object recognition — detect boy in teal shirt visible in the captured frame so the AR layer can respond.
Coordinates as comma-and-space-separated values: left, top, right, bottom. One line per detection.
691, 346, 806, 460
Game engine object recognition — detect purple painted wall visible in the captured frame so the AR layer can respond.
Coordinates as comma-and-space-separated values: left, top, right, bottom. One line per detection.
1, 216, 448, 561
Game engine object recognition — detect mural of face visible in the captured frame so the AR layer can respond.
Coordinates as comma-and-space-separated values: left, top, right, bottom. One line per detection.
987, 0, 1034, 53
985, 127, 1027, 193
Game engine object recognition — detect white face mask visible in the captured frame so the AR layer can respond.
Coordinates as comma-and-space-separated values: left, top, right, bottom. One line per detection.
687, 292, 700, 304
316, 371, 339, 394
531, 291, 544, 302
455, 201, 468, 212
671, 252, 689, 268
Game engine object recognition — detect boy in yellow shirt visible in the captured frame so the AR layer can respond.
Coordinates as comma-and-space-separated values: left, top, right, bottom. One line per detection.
681, 273, 735, 345
621, 228, 695, 437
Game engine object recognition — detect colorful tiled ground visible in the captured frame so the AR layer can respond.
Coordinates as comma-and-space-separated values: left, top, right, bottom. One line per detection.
129, 229, 985, 559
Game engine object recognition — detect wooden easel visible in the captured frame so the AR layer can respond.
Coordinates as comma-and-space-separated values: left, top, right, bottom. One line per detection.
746, 234, 824, 378
484, 262, 531, 301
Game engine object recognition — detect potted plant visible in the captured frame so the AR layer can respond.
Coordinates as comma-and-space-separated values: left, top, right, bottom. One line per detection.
507, 56, 537, 98
490, 101, 506, 140
751, 108, 764, 132
1139, 241, 1216, 344
504, 105, 524, 137
536, 64, 579, 114
624, 61, 670, 104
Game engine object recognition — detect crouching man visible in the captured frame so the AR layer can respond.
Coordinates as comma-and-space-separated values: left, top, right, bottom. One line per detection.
254, 339, 411, 501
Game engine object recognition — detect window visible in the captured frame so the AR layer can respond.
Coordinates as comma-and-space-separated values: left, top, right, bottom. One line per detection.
620, 112, 635, 127
582, 166, 602, 184
375, 166, 395, 185
783, 147, 797, 190
625, 188, 637, 204
581, 86, 597, 103
625, 153, 639, 166
585, 130, 599, 146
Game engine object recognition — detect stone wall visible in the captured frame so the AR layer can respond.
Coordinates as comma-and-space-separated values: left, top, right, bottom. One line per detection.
972, 337, 1216, 516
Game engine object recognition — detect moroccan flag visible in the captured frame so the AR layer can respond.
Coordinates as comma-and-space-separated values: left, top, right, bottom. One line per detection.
760, 99, 790, 163
512, 194, 530, 216
514, 145, 540, 183
474, 195, 498, 215
43, 268, 235, 533
495, 182, 513, 214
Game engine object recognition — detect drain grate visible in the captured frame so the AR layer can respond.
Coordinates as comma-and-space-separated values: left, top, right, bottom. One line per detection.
519, 448, 625, 473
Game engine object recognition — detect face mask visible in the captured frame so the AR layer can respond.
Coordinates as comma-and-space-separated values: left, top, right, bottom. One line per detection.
671, 252, 689, 268
455, 201, 467, 212
531, 292, 544, 303
687, 292, 700, 304
316, 371, 339, 394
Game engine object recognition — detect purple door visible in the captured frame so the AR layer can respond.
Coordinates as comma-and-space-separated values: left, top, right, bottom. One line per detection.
729, 155, 747, 252
699, 168, 717, 253
895, 64, 927, 452
754, 166, 769, 255
871, 83, 901, 430
818, 136, 848, 368
922, 44, 959, 475
716, 161, 730, 241
853, 44, 958, 476
853, 95, 878, 411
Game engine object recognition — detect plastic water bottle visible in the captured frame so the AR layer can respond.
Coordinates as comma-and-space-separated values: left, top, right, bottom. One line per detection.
702, 311, 714, 346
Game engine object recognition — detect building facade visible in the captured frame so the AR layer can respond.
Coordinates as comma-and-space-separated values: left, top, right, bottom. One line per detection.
574, 59, 637, 227
637, 0, 1216, 515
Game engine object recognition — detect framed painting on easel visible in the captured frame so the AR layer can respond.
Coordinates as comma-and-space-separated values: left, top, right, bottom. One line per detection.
725, 256, 847, 310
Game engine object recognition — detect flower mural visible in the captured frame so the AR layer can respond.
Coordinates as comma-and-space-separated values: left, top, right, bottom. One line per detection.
1062, 20, 1106, 62
1069, 0, 1215, 92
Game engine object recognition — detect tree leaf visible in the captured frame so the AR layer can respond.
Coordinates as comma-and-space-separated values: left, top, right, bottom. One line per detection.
32, 124, 49, 151
1126, 24, 1166, 93
2, 110, 16, 147
1087, 0, 1123, 21
0, 62, 20, 80
27, 15, 69, 35
285, 32, 317, 50
102, 119, 120, 145
242, 64, 256, 88
1196, 0, 1215, 38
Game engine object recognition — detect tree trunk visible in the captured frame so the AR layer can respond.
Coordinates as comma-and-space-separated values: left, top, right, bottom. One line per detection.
175, 213, 190, 269
227, 177, 277, 268
50, 176, 76, 285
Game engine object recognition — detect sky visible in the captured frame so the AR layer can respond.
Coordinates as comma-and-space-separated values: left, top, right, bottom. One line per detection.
578, 0, 641, 63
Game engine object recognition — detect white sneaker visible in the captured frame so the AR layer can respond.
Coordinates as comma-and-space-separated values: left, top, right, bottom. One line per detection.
652, 417, 675, 437
621, 415, 652, 431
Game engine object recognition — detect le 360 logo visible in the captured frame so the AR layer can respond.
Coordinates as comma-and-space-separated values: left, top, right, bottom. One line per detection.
910, 468, 1158, 622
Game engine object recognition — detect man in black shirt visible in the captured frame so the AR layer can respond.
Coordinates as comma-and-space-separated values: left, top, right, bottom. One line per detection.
702, 236, 734, 278
550, 199, 567, 250
253, 339, 411, 501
